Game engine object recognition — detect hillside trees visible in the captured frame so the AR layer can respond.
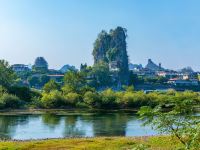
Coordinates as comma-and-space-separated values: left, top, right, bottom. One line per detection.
92, 27, 129, 86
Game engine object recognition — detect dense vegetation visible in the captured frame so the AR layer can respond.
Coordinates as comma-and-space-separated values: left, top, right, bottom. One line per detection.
0, 59, 199, 111
1, 64, 200, 111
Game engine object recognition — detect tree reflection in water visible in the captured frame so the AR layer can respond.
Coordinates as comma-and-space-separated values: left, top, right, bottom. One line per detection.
41, 114, 61, 129
0, 115, 29, 139
63, 115, 85, 137
90, 112, 130, 136
0, 111, 143, 140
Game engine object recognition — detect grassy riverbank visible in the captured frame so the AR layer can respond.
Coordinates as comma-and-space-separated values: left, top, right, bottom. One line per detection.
0, 136, 182, 150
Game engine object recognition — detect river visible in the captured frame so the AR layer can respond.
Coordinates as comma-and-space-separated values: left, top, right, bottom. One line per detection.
0, 110, 157, 140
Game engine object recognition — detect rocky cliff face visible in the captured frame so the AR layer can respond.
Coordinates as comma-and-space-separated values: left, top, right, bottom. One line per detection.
93, 30, 111, 64
92, 27, 129, 85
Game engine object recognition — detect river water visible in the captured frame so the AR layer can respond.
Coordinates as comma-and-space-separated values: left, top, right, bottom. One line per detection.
0, 111, 157, 140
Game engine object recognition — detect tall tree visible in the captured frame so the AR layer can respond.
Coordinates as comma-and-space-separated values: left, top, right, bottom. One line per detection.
63, 71, 86, 92
0, 60, 16, 88
91, 61, 111, 88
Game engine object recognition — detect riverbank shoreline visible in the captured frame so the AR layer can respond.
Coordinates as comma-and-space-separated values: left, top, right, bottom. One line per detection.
0, 136, 181, 150
0, 108, 138, 115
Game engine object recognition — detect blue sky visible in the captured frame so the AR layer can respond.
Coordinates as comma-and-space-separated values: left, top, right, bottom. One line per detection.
0, 0, 200, 70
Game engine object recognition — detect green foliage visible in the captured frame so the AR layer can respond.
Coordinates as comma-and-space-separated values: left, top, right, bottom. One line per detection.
123, 85, 134, 92
83, 91, 101, 108
92, 27, 129, 85
91, 61, 111, 88
138, 91, 200, 150
101, 89, 117, 107
65, 92, 80, 106
43, 80, 60, 93
64, 71, 86, 92
0, 93, 22, 109
122, 91, 150, 108
0, 85, 7, 95
62, 85, 76, 94
93, 30, 110, 63
40, 75, 50, 86
0, 60, 16, 88
41, 90, 65, 108
106, 48, 118, 61
28, 76, 40, 87
28, 75, 51, 88
8, 86, 32, 102
79, 86, 96, 95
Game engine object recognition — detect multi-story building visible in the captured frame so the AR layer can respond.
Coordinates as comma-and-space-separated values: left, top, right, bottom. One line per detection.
11, 64, 30, 72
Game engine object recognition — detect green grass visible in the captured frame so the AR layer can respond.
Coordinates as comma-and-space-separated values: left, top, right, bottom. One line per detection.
0, 136, 183, 150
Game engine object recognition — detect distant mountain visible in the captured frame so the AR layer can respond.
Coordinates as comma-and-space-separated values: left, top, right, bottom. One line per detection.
145, 59, 164, 71
60, 65, 77, 73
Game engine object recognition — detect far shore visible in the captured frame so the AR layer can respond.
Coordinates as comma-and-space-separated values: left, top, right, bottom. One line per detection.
0, 108, 138, 114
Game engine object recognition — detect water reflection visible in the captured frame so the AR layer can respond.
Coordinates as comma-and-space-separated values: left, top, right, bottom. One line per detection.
63, 115, 91, 137
0, 115, 32, 139
90, 113, 129, 136
42, 114, 61, 129
0, 112, 157, 140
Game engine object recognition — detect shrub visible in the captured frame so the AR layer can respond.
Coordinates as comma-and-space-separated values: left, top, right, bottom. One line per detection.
100, 89, 117, 108
8, 86, 32, 102
0, 93, 22, 108
121, 92, 135, 107
83, 91, 101, 108
41, 90, 65, 108
115, 91, 124, 107
65, 92, 80, 106
121, 91, 151, 108
0, 86, 7, 95
62, 85, 76, 94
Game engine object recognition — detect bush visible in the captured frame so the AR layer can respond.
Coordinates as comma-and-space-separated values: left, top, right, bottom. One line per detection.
8, 86, 32, 102
0, 86, 7, 95
100, 89, 117, 108
83, 91, 101, 108
65, 92, 80, 106
0, 93, 22, 108
121, 91, 156, 108
121, 92, 135, 107
41, 90, 65, 108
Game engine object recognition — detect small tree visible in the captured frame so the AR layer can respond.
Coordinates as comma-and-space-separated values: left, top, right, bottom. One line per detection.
91, 61, 111, 88
64, 71, 86, 92
43, 80, 60, 93
0, 60, 16, 88
138, 91, 200, 150
41, 90, 65, 108
83, 91, 101, 108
